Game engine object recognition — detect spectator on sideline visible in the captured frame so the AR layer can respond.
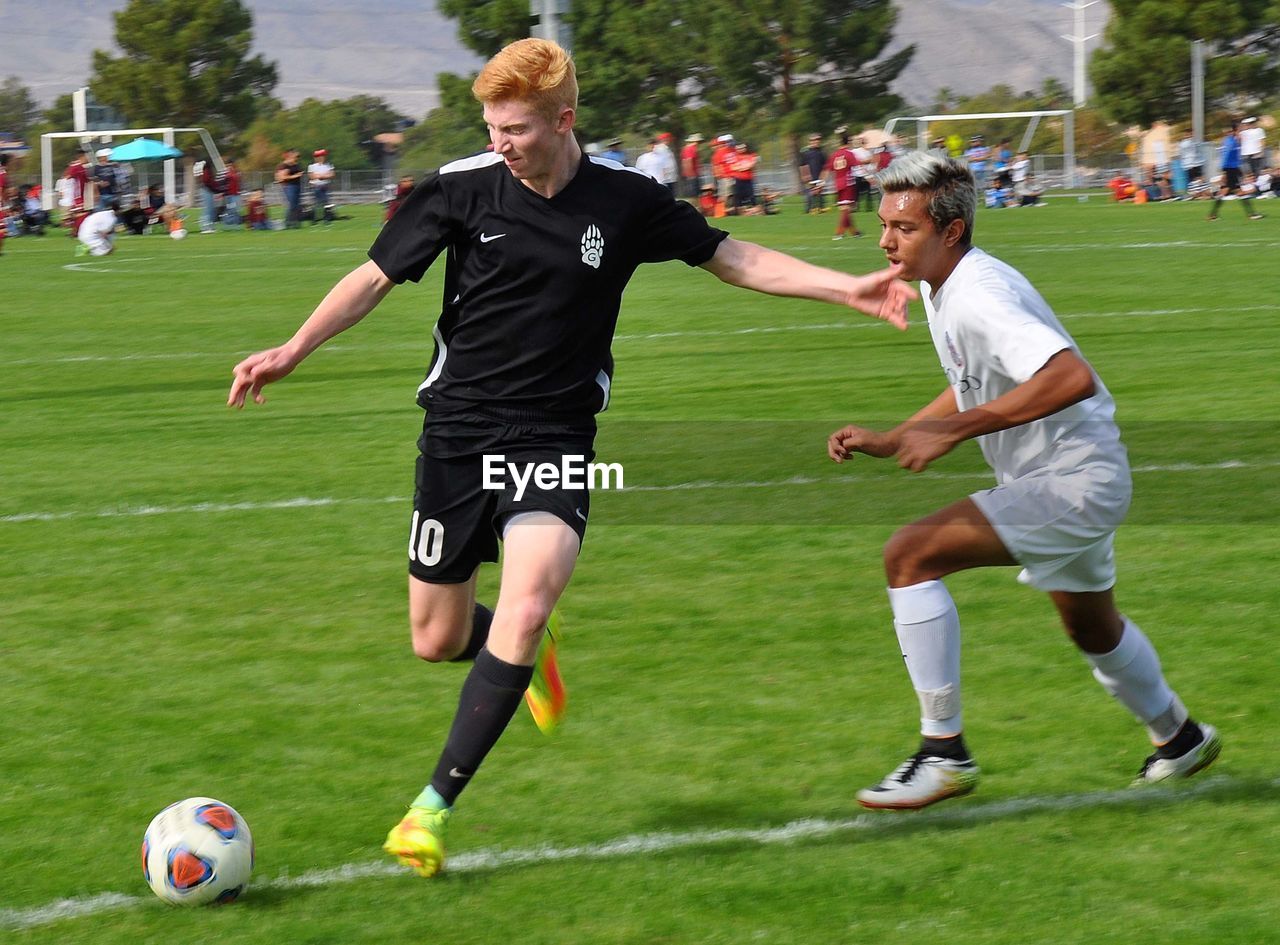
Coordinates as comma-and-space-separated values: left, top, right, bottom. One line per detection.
245, 189, 270, 230
712, 134, 735, 214
680, 133, 703, 198
308, 148, 335, 224
653, 132, 679, 194
636, 136, 680, 194
698, 181, 717, 216
63, 149, 91, 217
19, 184, 50, 234
634, 137, 665, 183
92, 148, 124, 210
828, 151, 1220, 812
385, 175, 414, 221
798, 133, 827, 214
197, 157, 223, 233
852, 134, 875, 211
1240, 117, 1266, 178
276, 147, 304, 228
227, 37, 914, 880
1177, 130, 1203, 188
223, 158, 242, 225
1017, 172, 1045, 206
729, 140, 759, 211
600, 137, 626, 165
964, 134, 989, 191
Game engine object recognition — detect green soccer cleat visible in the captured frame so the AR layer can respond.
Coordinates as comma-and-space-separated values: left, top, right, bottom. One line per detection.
382, 806, 451, 878
524, 609, 566, 734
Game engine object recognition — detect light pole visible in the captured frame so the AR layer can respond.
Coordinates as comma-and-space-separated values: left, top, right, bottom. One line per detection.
1060, 0, 1100, 107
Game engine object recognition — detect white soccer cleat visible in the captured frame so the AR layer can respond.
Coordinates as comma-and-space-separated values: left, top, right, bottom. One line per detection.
1134, 722, 1221, 785
856, 751, 980, 810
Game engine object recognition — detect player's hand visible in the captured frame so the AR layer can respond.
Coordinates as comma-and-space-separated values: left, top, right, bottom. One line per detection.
844, 269, 917, 331
828, 424, 898, 463
895, 424, 961, 472
227, 345, 300, 408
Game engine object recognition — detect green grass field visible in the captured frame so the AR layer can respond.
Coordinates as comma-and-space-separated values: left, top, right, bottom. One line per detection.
3, 197, 1278, 944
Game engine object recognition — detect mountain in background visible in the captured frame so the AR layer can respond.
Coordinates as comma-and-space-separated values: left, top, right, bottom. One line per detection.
890, 0, 1109, 108
11, 0, 1107, 122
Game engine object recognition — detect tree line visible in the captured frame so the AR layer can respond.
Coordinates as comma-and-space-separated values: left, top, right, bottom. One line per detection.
2, 0, 1276, 178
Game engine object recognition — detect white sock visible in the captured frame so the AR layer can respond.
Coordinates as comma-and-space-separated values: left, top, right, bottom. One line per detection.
887, 580, 963, 738
1085, 617, 1187, 744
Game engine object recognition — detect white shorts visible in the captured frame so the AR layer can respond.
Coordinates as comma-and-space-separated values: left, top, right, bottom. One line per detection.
971, 463, 1132, 593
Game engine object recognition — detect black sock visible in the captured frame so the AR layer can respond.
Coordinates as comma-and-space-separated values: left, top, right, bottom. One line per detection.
1209, 197, 1223, 215
450, 603, 494, 662
428, 648, 533, 806
1155, 718, 1203, 759
921, 734, 971, 761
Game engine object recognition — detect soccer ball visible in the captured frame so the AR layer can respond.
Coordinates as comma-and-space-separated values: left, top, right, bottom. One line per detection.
141, 797, 254, 906
169, 227, 187, 240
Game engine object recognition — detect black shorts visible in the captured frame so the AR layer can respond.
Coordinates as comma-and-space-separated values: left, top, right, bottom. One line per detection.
408, 426, 596, 584
1224, 166, 1242, 192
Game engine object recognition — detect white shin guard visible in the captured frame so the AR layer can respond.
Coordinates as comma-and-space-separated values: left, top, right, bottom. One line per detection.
1086, 617, 1187, 744
887, 580, 963, 738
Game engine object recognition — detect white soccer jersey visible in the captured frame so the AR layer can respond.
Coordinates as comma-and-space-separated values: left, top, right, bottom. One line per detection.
1240, 126, 1265, 158
78, 209, 118, 255
921, 247, 1127, 482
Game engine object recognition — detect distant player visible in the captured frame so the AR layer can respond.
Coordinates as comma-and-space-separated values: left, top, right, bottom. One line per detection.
827, 152, 1219, 810
229, 39, 914, 876
75, 201, 119, 257
820, 130, 862, 239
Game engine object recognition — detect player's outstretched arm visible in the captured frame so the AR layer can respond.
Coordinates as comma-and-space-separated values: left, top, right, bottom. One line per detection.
828, 386, 958, 464
700, 237, 916, 330
894, 349, 1095, 472
228, 259, 395, 408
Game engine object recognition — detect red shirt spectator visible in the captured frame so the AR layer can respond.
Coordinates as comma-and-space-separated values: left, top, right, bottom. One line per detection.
245, 191, 268, 227
680, 137, 701, 179
711, 140, 733, 183
728, 145, 757, 181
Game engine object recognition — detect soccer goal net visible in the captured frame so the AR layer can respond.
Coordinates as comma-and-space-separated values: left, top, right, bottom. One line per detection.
883, 110, 1078, 188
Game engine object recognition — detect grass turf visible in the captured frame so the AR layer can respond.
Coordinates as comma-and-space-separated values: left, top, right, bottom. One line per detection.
2, 197, 1277, 943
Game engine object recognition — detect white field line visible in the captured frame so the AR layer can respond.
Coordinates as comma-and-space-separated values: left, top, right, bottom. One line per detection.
2, 459, 1275, 525
0, 774, 1260, 931
4, 304, 1278, 368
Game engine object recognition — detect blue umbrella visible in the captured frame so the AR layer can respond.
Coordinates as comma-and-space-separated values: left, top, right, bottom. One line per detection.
108, 137, 184, 162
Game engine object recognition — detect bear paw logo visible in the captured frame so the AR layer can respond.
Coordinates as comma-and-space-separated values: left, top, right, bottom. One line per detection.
580, 225, 604, 269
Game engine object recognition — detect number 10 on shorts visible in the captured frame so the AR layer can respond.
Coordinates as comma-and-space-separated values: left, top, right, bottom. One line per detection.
409, 511, 444, 566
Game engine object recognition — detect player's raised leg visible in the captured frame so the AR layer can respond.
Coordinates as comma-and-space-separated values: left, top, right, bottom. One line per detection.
1051, 589, 1221, 785
857, 498, 1014, 811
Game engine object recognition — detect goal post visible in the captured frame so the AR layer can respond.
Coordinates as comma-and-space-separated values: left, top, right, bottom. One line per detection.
883, 110, 1077, 188
39, 126, 224, 212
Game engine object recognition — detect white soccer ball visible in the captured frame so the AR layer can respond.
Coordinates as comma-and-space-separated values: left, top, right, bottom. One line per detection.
169, 227, 187, 240
141, 797, 254, 906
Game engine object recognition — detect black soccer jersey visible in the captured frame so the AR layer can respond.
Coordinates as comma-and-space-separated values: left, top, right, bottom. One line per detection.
368, 152, 728, 423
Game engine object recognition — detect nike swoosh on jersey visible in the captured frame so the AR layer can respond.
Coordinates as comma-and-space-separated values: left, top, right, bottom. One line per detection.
479, 232, 506, 243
